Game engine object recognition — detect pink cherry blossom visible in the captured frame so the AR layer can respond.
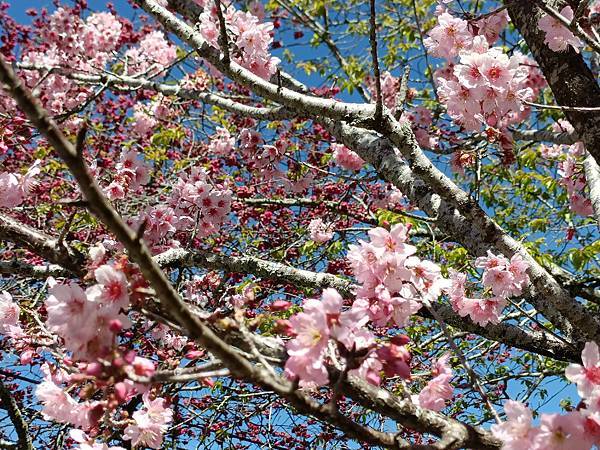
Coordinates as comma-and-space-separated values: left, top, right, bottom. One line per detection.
284, 302, 331, 388
0, 291, 23, 338
476, 251, 529, 297
82, 12, 122, 55
46, 273, 130, 361
0, 160, 41, 208
491, 400, 538, 450
375, 336, 411, 379
71, 429, 126, 450
116, 150, 151, 192
198, 6, 279, 79
531, 412, 588, 450
125, 31, 177, 75
0, 172, 23, 208
538, 7, 583, 53
368, 223, 410, 251
208, 127, 235, 156
123, 393, 173, 449
308, 218, 334, 243
131, 104, 158, 137
456, 296, 506, 326
566, 341, 600, 398
35, 378, 97, 429
331, 143, 365, 171
414, 354, 453, 411
86, 265, 129, 313
424, 12, 473, 60
559, 152, 593, 217
169, 167, 232, 239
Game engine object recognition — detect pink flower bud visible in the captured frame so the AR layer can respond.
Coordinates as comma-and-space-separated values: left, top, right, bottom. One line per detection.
86, 362, 103, 377
19, 349, 34, 365
185, 350, 204, 360
270, 300, 292, 311
114, 382, 129, 403
133, 357, 155, 377
109, 319, 123, 333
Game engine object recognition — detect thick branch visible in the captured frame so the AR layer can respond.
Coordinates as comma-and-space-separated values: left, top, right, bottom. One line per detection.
0, 260, 70, 278
156, 248, 579, 362
136, 0, 376, 122
512, 128, 579, 145
323, 118, 597, 341
0, 213, 84, 276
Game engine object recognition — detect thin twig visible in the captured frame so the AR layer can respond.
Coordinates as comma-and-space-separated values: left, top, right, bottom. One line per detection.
422, 298, 502, 424
574, 0, 592, 24
394, 65, 411, 120
369, 0, 383, 121
523, 99, 600, 112
214, 0, 230, 64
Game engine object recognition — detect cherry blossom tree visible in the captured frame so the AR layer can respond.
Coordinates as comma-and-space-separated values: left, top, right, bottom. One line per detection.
0, 0, 599, 448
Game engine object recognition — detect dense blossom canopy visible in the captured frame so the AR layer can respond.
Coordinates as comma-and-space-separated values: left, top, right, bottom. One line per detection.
0, 0, 599, 449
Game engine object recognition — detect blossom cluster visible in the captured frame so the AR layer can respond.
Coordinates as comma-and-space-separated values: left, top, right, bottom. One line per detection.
559, 144, 593, 217
283, 288, 375, 388
492, 342, 600, 449
0, 160, 40, 208
21, 8, 123, 114
36, 364, 103, 431
70, 430, 125, 450
0, 290, 24, 338
425, 7, 545, 142
199, 4, 280, 79
208, 125, 317, 193
348, 224, 449, 327
124, 30, 177, 76
538, 6, 582, 53
123, 393, 173, 449
448, 251, 529, 326
413, 354, 453, 411
121, 166, 232, 252
104, 150, 151, 201
308, 218, 334, 244
331, 143, 365, 171
536, 120, 592, 217
45, 264, 130, 361
284, 224, 454, 407
167, 167, 233, 239
208, 127, 236, 156
37, 363, 171, 449
18, 7, 176, 118
284, 221, 531, 412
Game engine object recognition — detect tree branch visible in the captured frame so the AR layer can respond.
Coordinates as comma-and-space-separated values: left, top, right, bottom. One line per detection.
0, 380, 33, 450
0, 213, 85, 276
17, 64, 295, 121
583, 151, 600, 229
